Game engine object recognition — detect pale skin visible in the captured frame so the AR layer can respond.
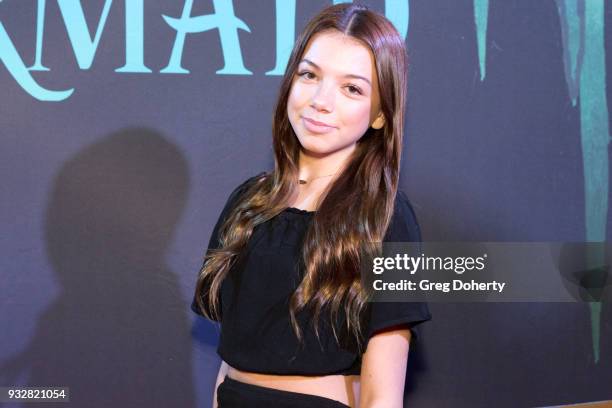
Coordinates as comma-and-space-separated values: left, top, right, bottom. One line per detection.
287, 29, 385, 209
213, 30, 411, 408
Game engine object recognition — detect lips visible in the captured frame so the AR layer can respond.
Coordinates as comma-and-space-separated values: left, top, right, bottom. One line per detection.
303, 116, 335, 128
300, 116, 337, 135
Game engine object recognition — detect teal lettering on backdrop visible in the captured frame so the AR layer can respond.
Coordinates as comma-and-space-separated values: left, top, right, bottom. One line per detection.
0, 22, 73, 101
161, 0, 251, 74
29, 0, 151, 73
56, 0, 113, 69
31, 0, 49, 71
0, 0, 410, 101
555, 0, 610, 364
116, 0, 152, 73
265, 0, 295, 76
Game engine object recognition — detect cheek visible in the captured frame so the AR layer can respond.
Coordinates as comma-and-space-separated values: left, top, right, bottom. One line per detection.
286, 91, 298, 117
342, 102, 372, 130
288, 83, 309, 109
288, 88, 297, 104
286, 87, 303, 130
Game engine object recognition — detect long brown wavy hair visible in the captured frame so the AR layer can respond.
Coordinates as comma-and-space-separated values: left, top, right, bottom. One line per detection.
195, 2, 408, 354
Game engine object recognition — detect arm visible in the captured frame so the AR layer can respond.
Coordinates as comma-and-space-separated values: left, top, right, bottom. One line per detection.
212, 360, 229, 408
359, 325, 411, 408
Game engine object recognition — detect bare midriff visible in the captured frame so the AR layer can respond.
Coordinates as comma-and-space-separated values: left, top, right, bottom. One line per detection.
227, 365, 361, 407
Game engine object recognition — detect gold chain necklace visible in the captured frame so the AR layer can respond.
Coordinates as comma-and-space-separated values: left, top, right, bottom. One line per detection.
298, 173, 337, 185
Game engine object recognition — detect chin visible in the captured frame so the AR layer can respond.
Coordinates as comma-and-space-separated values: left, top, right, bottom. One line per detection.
300, 144, 338, 158
297, 141, 319, 153
295, 137, 321, 152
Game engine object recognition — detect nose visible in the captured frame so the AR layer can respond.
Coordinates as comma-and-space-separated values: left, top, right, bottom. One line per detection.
310, 81, 334, 112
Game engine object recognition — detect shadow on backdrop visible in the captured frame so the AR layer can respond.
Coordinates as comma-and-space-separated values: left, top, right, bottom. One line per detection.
0, 128, 196, 407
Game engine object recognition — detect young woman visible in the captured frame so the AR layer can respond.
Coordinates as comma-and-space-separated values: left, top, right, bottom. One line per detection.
192, 3, 431, 407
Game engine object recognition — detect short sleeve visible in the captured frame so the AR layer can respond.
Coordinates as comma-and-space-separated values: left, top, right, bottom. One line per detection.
365, 190, 432, 343
190, 172, 267, 320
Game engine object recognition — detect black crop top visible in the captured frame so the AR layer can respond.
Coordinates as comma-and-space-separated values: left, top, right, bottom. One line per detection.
191, 172, 432, 376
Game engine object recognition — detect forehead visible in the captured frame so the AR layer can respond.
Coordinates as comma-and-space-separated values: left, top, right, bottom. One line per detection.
300, 30, 375, 80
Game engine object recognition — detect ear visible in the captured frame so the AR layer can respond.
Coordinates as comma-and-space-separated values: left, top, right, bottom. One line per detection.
371, 111, 386, 129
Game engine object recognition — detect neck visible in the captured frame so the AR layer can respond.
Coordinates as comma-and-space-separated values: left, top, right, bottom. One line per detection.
298, 144, 355, 180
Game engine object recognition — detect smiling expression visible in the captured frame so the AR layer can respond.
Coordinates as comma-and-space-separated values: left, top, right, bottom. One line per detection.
287, 30, 385, 158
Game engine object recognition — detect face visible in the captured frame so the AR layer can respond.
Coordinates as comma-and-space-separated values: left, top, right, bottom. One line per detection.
287, 30, 385, 160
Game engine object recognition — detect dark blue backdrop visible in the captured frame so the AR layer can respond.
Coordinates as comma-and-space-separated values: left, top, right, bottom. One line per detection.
0, 1, 610, 407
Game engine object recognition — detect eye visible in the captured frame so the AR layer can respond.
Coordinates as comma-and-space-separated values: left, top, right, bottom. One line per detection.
297, 70, 316, 80
345, 84, 363, 95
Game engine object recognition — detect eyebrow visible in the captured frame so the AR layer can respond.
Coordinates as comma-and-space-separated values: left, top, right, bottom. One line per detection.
299, 58, 371, 86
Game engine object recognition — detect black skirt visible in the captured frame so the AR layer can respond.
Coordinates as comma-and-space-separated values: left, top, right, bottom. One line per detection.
217, 375, 351, 408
